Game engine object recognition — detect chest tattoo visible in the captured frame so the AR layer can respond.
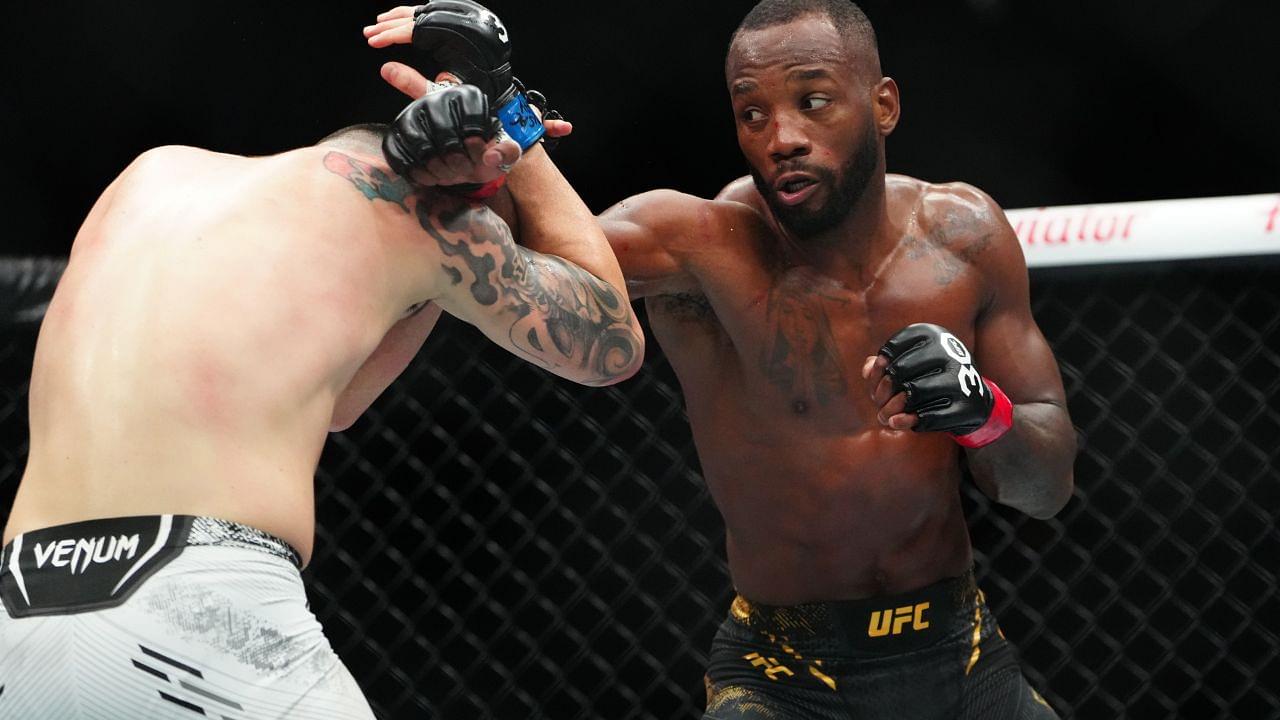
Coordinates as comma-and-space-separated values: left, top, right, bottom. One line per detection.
759, 277, 850, 408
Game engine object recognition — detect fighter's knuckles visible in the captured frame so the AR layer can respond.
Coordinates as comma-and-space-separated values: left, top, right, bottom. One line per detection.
442, 151, 474, 176
461, 136, 488, 159
879, 323, 940, 363
409, 167, 439, 187
424, 157, 453, 180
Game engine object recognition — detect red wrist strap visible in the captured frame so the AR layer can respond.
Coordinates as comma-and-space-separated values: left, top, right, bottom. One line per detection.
951, 379, 1014, 449
460, 175, 507, 202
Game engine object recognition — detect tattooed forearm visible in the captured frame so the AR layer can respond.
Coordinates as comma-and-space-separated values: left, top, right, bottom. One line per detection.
323, 152, 413, 213
419, 201, 641, 384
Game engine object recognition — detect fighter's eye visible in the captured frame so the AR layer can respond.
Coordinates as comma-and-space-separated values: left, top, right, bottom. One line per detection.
802, 96, 831, 110
741, 108, 766, 123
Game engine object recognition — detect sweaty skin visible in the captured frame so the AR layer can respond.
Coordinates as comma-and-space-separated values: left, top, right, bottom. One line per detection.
4, 141, 642, 565
367, 10, 1075, 604
591, 16, 1075, 604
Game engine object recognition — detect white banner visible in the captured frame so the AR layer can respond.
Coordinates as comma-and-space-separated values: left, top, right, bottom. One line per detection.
1006, 193, 1280, 268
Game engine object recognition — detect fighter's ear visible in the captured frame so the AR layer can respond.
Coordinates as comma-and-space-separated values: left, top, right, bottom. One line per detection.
873, 77, 900, 136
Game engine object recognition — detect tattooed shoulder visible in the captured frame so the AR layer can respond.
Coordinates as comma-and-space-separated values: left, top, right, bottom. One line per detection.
909, 183, 1004, 285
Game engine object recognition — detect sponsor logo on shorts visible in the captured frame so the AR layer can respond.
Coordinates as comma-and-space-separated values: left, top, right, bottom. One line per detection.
32, 534, 141, 575
867, 602, 931, 637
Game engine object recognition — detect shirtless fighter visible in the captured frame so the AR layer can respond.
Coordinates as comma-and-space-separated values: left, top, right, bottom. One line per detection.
370, 0, 1076, 717
0, 75, 642, 717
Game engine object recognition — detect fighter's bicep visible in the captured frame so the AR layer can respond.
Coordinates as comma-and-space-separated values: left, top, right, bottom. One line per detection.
976, 302, 1065, 402
599, 218, 692, 297
599, 190, 722, 297
957, 202, 1060, 399
971, 236, 1066, 409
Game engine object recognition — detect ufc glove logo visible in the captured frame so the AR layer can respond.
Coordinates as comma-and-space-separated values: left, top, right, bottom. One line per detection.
940, 331, 984, 399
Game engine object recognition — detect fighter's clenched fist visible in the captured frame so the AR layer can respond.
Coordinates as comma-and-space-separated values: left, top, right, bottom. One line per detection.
382, 83, 515, 187
410, 1, 515, 105
863, 323, 1014, 448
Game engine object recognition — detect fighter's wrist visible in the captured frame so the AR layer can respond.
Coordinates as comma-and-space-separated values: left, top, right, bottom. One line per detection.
496, 91, 545, 151
950, 378, 1013, 449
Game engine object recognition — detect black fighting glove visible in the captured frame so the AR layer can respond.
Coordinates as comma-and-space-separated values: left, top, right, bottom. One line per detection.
410, 0, 547, 151
382, 83, 497, 182
879, 323, 1014, 448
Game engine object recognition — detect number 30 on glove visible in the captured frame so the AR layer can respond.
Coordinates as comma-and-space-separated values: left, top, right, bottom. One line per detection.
864, 323, 1014, 448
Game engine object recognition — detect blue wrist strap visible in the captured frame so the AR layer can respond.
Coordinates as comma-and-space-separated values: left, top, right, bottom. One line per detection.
497, 92, 546, 151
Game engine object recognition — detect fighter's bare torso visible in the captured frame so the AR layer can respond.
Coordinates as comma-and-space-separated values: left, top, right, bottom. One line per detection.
639, 174, 1010, 603
5, 145, 448, 562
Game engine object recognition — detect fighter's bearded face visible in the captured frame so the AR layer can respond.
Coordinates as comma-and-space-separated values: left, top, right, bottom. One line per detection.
726, 15, 891, 239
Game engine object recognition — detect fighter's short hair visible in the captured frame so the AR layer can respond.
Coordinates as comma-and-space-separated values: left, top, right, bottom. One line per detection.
316, 123, 390, 151
731, 0, 879, 58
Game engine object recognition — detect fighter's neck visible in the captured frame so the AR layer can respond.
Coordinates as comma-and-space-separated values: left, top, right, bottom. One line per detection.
772, 176, 893, 273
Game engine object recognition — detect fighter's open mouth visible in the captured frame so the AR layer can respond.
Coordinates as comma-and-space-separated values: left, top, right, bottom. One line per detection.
776, 175, 820, 206
780, 178, 817, 193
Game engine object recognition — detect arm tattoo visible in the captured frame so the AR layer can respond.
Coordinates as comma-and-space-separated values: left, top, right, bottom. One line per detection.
320, 150, 638, 381
418, 201, 641, 384
759, 274, 849, 406
323, 152, 412, 213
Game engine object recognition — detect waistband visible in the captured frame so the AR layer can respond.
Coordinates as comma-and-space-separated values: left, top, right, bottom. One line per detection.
2, 515, 302, 618
729, 571, 979, 655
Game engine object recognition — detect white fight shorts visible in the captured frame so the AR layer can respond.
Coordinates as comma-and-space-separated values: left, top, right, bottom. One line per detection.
0, 515, 376, 719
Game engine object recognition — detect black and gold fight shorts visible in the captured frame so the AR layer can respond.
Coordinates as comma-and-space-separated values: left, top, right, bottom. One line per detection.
702, 571, 1059, 720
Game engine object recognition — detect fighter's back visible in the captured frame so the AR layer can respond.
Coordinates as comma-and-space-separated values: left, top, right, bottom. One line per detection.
9, 145, 435, 560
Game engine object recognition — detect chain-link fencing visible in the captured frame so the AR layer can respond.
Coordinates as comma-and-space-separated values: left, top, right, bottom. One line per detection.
1, 259, 1276, 719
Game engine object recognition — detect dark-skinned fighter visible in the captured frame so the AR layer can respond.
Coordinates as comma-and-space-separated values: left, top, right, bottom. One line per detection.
368, 1, 1076, 717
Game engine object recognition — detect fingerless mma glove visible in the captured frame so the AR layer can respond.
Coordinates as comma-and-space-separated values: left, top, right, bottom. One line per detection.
879, 323, 1014, 448
382, 83, 498, 182
411, 0, 547, 151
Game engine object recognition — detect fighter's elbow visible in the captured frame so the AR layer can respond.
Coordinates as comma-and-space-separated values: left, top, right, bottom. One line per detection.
607, 354, 646, 386
576, 330, 645, 387
1026, 470, 1075, 520
328, 405, 364, 433
328, 415, 358, 434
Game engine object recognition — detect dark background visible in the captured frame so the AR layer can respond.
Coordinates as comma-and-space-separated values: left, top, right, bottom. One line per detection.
2, 1, 1278, 255
2, 2, 1279, 719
